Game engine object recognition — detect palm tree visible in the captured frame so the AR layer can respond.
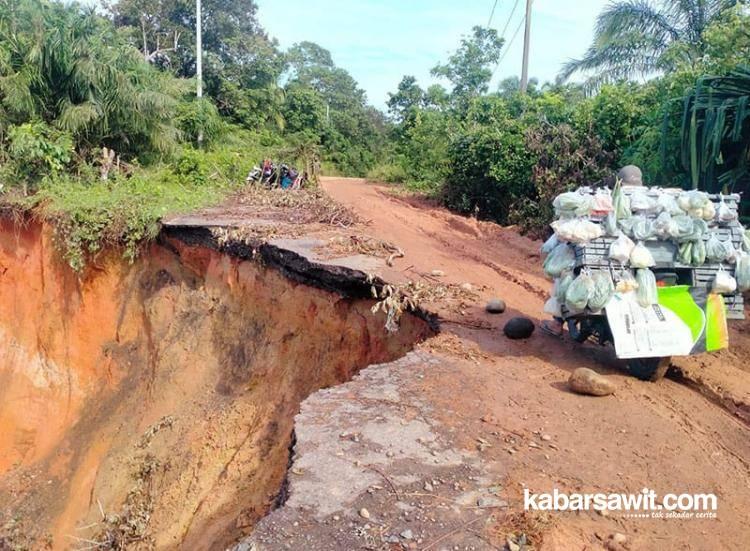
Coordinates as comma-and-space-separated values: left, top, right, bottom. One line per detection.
0, 0, 187, 159
680, 65, 750, 193
560, 0, 744, 87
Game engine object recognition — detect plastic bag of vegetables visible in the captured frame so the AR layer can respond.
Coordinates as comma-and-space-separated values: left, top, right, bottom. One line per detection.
565, 271, 595, 311
717, 195, 737, 222
636, 269, 658, 307
630, 190, 658, 213
678, 190, 710, 211
671, 216, 707, 242
712, 266, 737, 294
604, 212, 618, 236
698, 200, 716, 221
679, 190, 714, 220
630, 241, 655, 268
555, 271, 574, 302
543, 243, 576, 278
544, 296, 563, 317
588, 271, 615, 311
657, 193, 684, 215
725, 239, 739, 264
653, 212, 678, 239
553, 191, 594, 217
615, 270, 639, 293
669, 215, 695, 241
592, 189, 613, 214
736, 252, 750, 292
551, 218, 603, 244
705, 234, 730, 263
541, 233, 559, 255
609, 233, 635, 263
618, 217, 636, 238
612, 180, 631, 221
692, 239, 707, 266
631, 216, 655, 241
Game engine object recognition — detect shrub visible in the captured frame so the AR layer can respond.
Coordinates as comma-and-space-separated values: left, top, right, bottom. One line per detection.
176, 98, 226, 147
509, 121, 615, 237
3, 122, 74, 193
442, 122, 534, 222
367, 162, 407, 184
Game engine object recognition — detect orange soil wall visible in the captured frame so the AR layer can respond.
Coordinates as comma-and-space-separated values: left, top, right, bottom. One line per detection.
0, 220, 431, 549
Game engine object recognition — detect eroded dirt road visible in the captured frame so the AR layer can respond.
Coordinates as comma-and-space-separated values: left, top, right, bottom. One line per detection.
244, 178, 750, 550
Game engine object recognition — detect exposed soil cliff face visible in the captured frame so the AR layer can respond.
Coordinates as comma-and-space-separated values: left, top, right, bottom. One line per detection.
0, 219, 431, 549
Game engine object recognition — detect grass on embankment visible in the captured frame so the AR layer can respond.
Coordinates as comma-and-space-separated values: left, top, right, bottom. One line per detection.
2, 133, 278, 271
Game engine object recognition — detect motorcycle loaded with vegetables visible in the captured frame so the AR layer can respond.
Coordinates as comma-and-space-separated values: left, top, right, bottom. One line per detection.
541, 167, 748, 381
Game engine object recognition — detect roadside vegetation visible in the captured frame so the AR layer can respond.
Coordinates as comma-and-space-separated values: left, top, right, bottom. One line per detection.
0, 0, 385, 270
0, 0, 748, 267
375, 2, 750, 235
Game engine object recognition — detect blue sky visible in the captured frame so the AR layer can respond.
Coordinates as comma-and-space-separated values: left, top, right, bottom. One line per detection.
256, 0, 610, 108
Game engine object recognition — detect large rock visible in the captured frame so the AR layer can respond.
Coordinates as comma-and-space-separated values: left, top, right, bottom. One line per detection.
485, 298, 506, 314
568, 368, 616, 396
503, 317, 535, 339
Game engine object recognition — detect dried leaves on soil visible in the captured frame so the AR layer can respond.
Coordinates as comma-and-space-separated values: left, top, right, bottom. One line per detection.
316, 235, 404, 265
371, 280, 484, 332
418, 333, 490, 364
235, 187, 359, 227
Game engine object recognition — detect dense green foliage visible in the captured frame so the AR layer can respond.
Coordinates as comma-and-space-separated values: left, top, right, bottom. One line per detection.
1, 0, 749, 264
0, 0, 393, 271
681, 65, 750, 192
382, 5, 750, 234
106, 1, 387, 176
0, 1, 187, 170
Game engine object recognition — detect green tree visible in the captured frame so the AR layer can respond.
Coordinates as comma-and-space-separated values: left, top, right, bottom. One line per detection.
108, 0, 286, 127
0, 0, 186, 161
442, 96, 534, 221
431, 26, 504, 102
560, 0, 743, 87
283, 41, 385, 175
282, 85, 327, 135
386, 76, 425, 122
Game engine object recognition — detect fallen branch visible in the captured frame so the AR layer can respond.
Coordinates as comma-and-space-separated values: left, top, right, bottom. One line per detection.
365, 464, 401, 501
422, 516, 486, 550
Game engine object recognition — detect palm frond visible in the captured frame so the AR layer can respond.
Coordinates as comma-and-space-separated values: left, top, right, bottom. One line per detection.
678, 64, 750, 192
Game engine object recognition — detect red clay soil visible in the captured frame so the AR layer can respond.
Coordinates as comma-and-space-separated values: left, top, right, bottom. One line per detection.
0, 218, 430, 550
317, 177, 750, 549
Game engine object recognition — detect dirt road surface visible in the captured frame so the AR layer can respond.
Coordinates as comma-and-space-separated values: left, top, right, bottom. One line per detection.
244, 177, 750, 550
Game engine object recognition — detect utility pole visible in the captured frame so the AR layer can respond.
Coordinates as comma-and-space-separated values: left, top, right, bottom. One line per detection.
196, 0, 203, 145
520, 0, 532, 94
196, 0, 203, 98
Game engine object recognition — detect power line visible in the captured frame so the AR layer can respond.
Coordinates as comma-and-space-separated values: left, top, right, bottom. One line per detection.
487, 0, 500, 27
492, 0, 532, 78
498, 0, 521, 40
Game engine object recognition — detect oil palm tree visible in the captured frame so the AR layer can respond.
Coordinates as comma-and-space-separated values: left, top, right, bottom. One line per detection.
560, 0, 745, 87
0, 0, 186, 159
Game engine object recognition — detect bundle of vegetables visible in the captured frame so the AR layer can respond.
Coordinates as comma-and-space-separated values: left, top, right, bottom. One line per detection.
545, 183, 743, 322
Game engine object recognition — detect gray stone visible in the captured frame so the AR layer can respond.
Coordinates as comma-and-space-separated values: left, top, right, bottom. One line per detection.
476, 496, 508, 508
485, 298, 506, 314
400, 529, 414, 540
568, 368, 616, 396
